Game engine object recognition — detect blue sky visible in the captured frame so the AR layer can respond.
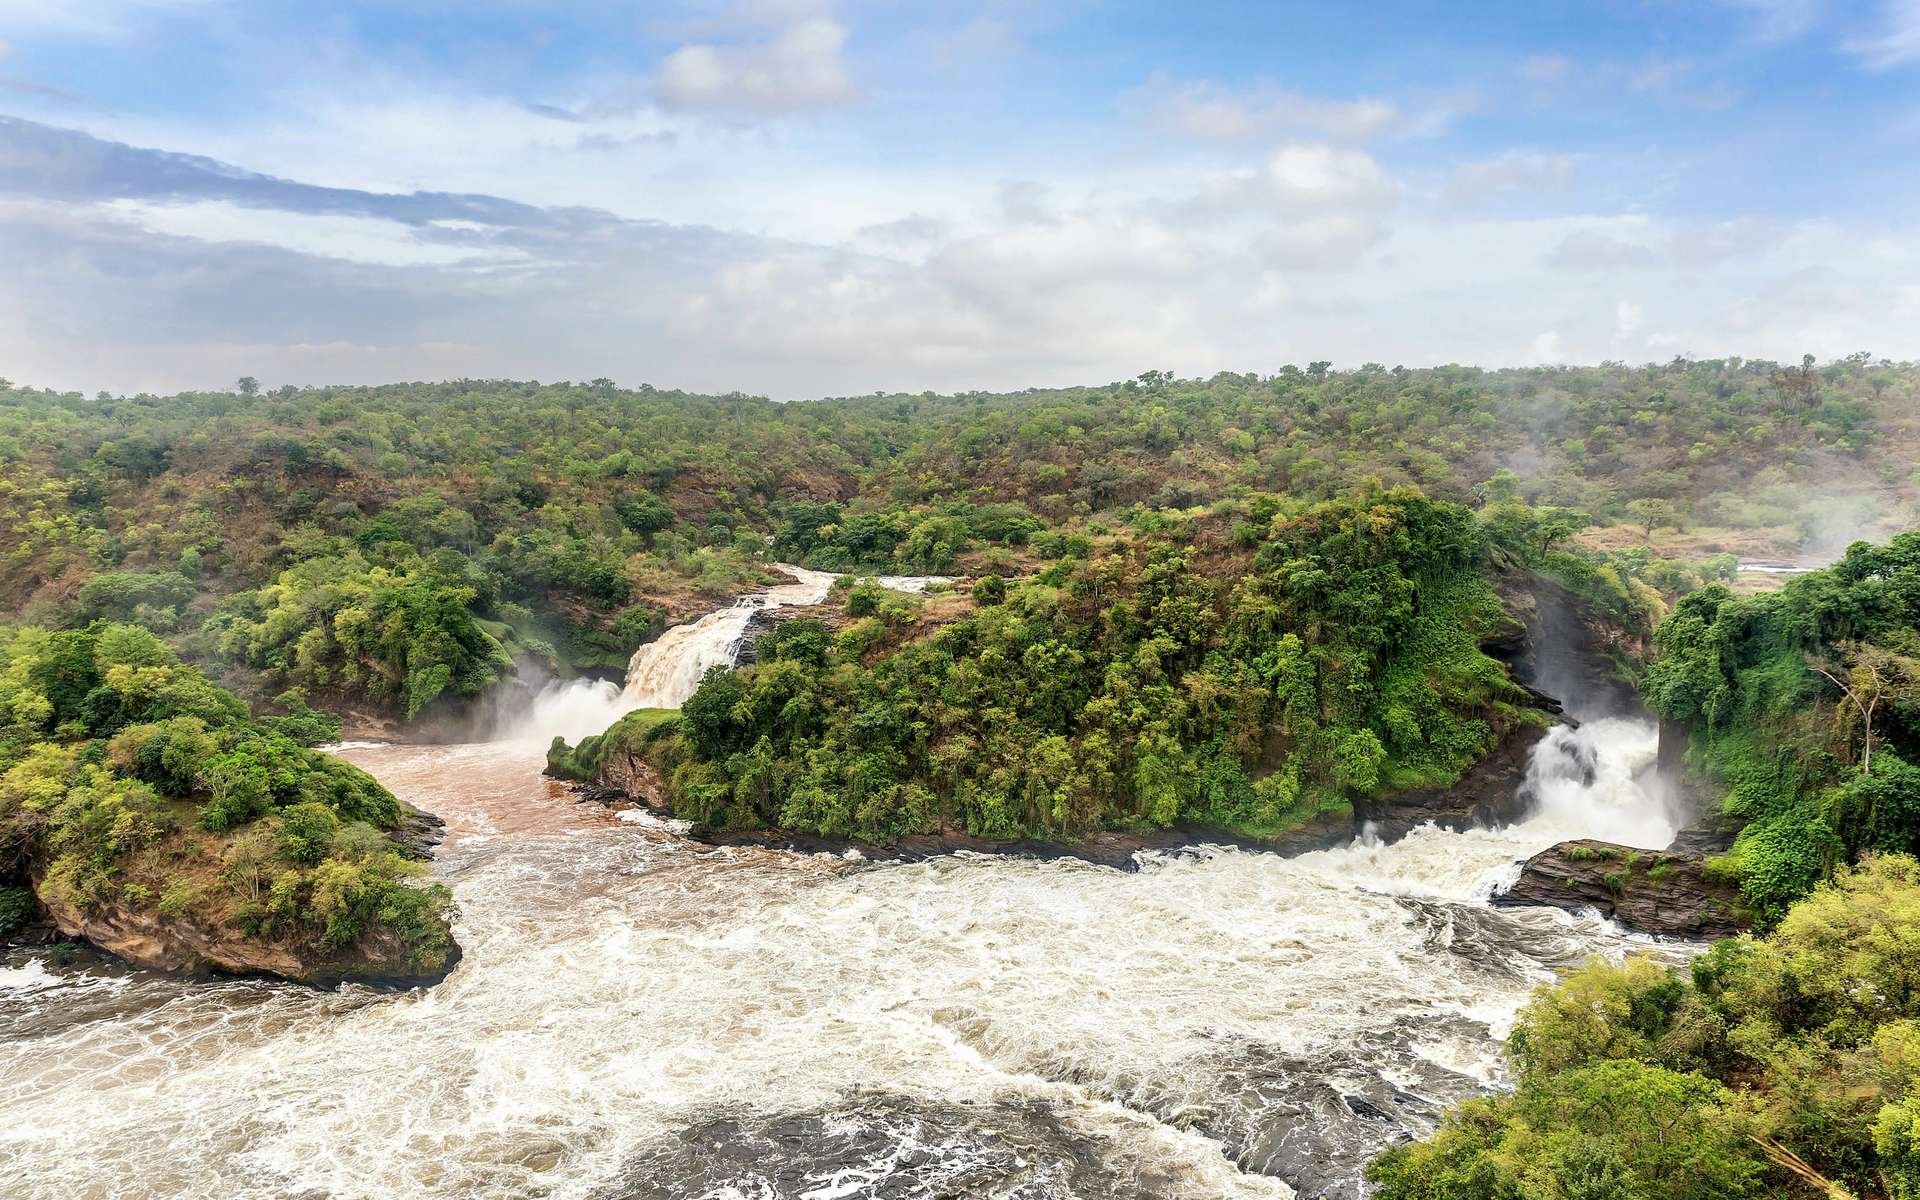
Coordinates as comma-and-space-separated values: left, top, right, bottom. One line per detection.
1, 0, 1917, 397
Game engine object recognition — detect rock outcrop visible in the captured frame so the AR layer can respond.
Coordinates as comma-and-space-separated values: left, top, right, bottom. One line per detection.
1495, 838, 1747, 939
13, 800, 459, 989
27, 871, 459, 987
1357, 720, 1553, 843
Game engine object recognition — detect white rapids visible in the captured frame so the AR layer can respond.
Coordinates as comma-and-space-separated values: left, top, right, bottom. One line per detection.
0, 708, 1685, 1200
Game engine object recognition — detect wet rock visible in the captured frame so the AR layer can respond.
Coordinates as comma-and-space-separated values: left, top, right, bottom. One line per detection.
732, 604, 847, 666
594, 1097, 1178, 1200
1666, 809, 1744, 855
1494, 839, 1747, 939
598, 745, 670, 809
1358, 721, 1553, 843
1177, 1021, 1495, 1200
1499, 571, 1648, 721
389, 801, 447, 859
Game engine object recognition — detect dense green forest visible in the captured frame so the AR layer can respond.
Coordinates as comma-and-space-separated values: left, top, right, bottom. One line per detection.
1646, 535, 1920, 924
560, 489, 1537, 842
1371, 854, 1920, 1200
0, 622, 453, 978
3, 357, 1913, 722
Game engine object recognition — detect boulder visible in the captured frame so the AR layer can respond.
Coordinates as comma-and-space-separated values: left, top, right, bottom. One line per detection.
1495, 838, 1747, 939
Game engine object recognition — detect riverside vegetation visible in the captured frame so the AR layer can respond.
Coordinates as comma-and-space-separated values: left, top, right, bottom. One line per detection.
0, 622, 454, 980
0, 358, 1914, 1047
1370, 853, 1920, 1200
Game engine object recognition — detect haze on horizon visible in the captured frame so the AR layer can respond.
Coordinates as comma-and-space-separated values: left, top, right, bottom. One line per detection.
2, 0, 1918, 400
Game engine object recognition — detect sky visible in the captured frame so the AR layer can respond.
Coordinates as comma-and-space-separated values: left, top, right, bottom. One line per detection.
1, 0, 1918, 399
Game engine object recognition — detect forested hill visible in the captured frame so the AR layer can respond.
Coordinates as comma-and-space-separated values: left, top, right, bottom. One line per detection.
1, 357, 1915, 721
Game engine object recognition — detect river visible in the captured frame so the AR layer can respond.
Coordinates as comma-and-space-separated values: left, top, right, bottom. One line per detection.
0, 580, 1685, 1200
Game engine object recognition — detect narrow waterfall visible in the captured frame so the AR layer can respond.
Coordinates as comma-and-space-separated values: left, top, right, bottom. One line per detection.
499, 567, 942, 744
620, 565, 839, 709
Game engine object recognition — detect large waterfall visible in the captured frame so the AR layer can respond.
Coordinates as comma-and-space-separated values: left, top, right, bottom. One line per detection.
0, 608, 1687, 1200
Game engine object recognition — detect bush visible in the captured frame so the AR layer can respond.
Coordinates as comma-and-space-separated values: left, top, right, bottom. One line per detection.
0, 885, 37, 935
277, 802, 339, 865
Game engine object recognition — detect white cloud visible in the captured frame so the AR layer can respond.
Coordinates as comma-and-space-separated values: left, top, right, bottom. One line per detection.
3, 104, 1918, 401
1528, 330, 1565, 364
99, 198, 528, 267
1845, 0, 1920, 68
654, 16, 857, 114
1549, 216, 1784, 270
1613, 299, 1642, 342
1264, 144, 1394, 211
1132, 73, 1403, 143
1442, 152, 1575, 206
1715, 0, 1824, 42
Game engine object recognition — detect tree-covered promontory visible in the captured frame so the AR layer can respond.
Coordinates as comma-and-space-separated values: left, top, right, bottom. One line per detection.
0, 622, 455, 982
559, 489, 1539, 843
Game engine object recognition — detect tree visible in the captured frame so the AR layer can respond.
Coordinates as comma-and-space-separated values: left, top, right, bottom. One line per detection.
1769, 354, 1819, 421
1626, 498, 1684, 541
236, 376, 260, 396
1808, 642, 1920, 775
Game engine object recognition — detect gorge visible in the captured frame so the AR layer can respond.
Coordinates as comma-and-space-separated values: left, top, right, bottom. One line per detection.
0, 570, 1693, 1200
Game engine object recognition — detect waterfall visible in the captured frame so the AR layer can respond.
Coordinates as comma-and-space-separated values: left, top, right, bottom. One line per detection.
1298, 716, 1676, 902
620, 565, 839, 709
492, 567, 948, 745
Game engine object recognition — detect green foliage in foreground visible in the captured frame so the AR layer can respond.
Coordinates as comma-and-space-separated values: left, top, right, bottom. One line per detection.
601, 489, 1535, 843
1371, 855, 1920, 1200
1645, 533, 1920, 924
0, 622, 454, 976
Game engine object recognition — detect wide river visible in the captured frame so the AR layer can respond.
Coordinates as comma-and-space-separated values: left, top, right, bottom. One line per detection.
0, 697, 1682, 1200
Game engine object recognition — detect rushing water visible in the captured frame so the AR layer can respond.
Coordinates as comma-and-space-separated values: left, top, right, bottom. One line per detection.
518, 566, 947, 745
0, 706, 1682, 1200
0, 577, 1685, 1199
621, 566, 842, 710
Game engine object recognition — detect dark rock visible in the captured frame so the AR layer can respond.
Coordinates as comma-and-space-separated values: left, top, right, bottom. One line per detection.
1495, 838, 1747, 939
1666, 809, 1744, 856
1357, 721, 1553, 843
1500, 571, 1647, 722
389, 801, 446, 859
595, 1096, 1174, 1200
734, 604, 847, 667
